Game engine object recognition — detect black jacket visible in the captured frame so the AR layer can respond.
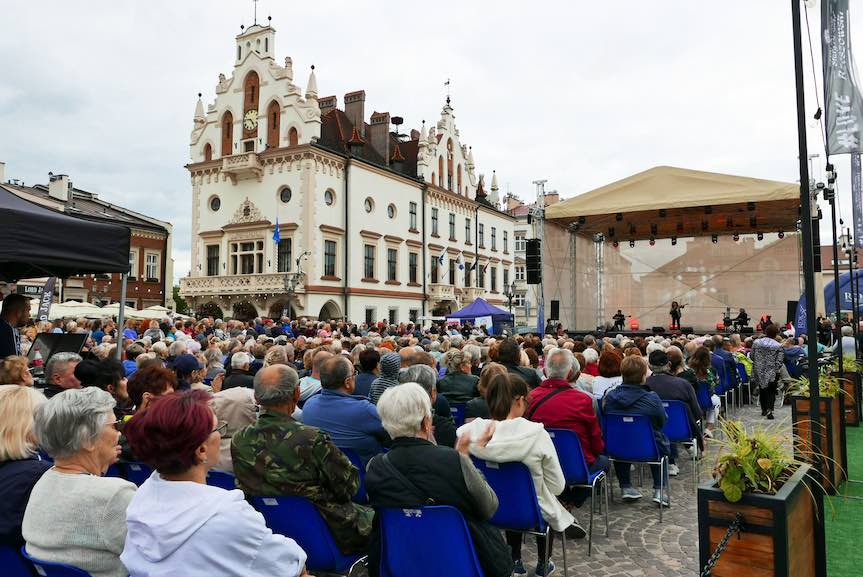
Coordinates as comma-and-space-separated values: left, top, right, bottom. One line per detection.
502, 362, 542, 389
0, 457, 51, 546
222, 369, 255, 390
365, 437, 511, 577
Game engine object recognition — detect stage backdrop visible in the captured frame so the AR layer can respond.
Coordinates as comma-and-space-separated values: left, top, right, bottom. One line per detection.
575, 232, 802, 331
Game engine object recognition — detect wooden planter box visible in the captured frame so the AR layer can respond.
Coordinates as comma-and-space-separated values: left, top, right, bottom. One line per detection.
697, 464, 823, 577
832, 371, 861, 426
790, 396, 846, 494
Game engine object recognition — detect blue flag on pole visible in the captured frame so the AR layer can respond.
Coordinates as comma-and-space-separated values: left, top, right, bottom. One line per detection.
273, 218, 281, 244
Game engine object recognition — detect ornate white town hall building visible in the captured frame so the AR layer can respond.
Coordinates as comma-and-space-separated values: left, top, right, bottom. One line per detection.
180, 23, 515, 323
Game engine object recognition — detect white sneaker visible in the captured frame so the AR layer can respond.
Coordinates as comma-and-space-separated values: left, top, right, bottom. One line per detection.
668, 464, 680, 476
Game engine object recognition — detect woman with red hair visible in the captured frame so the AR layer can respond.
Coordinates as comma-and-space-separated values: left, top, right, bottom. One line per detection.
591, 351, 623, 400
121, 390, 309, 577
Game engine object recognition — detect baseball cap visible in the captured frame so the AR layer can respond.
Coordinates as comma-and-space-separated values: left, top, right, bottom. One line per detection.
173, 353, 204, 375
648, 350, 669, 367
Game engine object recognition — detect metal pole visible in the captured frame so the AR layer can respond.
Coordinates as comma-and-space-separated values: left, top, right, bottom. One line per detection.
791, 3, 826, 576
848, 230, 859, 354
829, 190, 843, 376
116, 273, 127, 361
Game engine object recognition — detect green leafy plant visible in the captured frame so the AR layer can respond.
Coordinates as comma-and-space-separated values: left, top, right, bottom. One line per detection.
832, 356, 863, 374
712, 420, 796, 502
786, 372, 846, 398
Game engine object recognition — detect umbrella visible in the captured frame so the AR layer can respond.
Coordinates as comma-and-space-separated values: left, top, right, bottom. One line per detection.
128, 308, 166, 320
143, 305, 171, 313
100, 302, 140, 316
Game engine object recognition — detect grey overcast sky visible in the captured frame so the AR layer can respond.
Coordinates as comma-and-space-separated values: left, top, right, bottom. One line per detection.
1, 1, 860, 282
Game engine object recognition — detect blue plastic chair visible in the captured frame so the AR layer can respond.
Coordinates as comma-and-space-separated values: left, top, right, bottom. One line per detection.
251, 495, 364, 576
449, 403, 467, 428
206, 469, 236, 490
119, 461, 153, 486
338, 447, 368, 504
660, 401, 699, 493
104, 463, 122, 478
546, 428, 609, 556
471, 458, 567, 577
378, 506, 483, 577
0, 543, 35, 577
603, 412, 669, 522
20, 547, 92, 576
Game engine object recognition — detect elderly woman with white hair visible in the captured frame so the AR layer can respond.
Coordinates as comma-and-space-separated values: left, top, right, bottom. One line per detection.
22, 387, 136, 577
365, 383, 510, 577
437, 348, 480, 404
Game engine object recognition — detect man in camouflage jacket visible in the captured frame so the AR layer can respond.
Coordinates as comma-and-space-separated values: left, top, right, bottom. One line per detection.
232, 364, 373, 554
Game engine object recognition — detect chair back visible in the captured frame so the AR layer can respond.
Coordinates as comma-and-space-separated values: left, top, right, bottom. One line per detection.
119, 461, 153, 486
205, 470, 236, 490
0, 543, 35, 577
736, 363, 749, 384
546, 428, 590, 485
378, 506, 483, 577
251, 495, 359, 573
450, 403, 467, 428
470, 458, 545, 532
695, 381, 713, 412
338, 447, 368, 503
660, 400, 694, 442
103, 464, 122, 478
604, 412, 661, 462
19, 547, 92, 576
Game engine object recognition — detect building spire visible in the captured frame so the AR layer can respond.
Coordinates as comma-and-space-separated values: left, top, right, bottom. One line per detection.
194, 92, 205, 120
305, 65, 318, 100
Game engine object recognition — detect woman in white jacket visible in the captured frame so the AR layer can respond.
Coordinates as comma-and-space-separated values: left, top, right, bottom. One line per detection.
457, 373, 585, 577
120, 390, 309, 577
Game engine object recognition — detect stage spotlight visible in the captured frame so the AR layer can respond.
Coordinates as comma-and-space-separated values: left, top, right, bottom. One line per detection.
650, 223, 658, 235
608, 227, 615, 237
711, 234, 718, 244
778, 230, 785, 239
701, 220, 708, 231
629, 240, 635, 248
649, 238, 656, 246
757, 232, 764, 241
671, 236, 677, 246
705, 206, 713, 214
612, 240, 619, 248
615, 212, 623, 221
659, 209, 666, 218
747, 202, 756, 211
733, 233, 740, 241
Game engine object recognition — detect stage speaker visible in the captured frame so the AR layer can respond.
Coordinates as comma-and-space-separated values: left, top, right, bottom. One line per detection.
812, 219, 822, 273
526, 239, 542, 285
681, 327, 694, 335
786, 300, 798, 325
741, 326, 754, 334
550, 300, 559, 321
652, 326, 664, 334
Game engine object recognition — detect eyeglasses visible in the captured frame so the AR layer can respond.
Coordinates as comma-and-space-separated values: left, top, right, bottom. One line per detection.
213, 422, 228, 436
106, 420, 123, 432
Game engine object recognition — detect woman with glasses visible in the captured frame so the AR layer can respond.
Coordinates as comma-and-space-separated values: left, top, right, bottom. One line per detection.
121, 390, 309, 577
22, 387, 137, 577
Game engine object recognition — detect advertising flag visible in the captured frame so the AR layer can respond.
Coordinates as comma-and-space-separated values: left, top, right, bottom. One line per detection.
823, 0, 863, 154
37, 277, 55, 321
853, 153, 863, 247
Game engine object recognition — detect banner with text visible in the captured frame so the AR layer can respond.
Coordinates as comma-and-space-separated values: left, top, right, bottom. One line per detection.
823, 0, 863, 154
853, 153, 863, 247
37, 277, 56, 321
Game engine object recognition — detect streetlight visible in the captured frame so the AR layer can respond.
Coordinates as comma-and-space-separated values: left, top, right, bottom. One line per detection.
503, 280, 517, 314
282, 251, 311, 319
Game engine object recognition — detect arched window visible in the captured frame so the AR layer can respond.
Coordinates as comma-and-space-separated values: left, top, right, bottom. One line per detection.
446, 139, 454, 191
221, 111, 233, 157
457, 164, 462, 195
203, 143, 213, 162
266, 100, 280, 149
438, 156, 444, 188
288, 126, 299, 147
431, 172, 436, 186
243, 71, 260, 138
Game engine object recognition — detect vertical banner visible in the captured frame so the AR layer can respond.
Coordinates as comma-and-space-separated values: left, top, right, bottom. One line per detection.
853, 153, 863, 247
37, 277, 55, 321
822, 0, 863, 154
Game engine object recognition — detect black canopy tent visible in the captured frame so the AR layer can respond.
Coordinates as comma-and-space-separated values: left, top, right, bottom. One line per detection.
0, 185, 131, 359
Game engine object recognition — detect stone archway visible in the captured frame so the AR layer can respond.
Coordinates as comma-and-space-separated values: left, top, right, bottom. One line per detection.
197, 302, 224, 320
232, 300, 259, 321
317, 300, 342, 321
268, 300, 297, 320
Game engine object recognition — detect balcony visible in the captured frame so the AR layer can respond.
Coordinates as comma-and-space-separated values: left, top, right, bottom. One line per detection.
428, 283, 455, 302
221, 152, 263, 184
180, 273, 290, 297
462, 287, 484, 302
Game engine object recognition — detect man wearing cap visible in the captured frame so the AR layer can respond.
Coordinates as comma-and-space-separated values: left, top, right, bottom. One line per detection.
0, 294, 30, 359
172, 353, 205, 391
645, 349, 703, 476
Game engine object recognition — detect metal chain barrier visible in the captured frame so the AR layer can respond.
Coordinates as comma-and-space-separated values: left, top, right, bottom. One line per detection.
700, 513, 743, 577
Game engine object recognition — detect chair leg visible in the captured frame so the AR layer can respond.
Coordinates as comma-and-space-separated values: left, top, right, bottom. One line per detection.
659, 457, 665, 523
588, 481, 595, 556
560, 528, 568, 577
604, 477, 610, 536
544, 527, 551, 574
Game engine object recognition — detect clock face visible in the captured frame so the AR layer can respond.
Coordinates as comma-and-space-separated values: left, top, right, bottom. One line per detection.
243, 109, 258, 130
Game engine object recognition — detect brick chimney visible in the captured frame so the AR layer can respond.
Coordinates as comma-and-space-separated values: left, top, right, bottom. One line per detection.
344, 91, 366, 135
48, 173, 70, 202
506, 195, 523, 211
318, 95, 337, 115
544, 192, 559, 206
368, 111, 390, 163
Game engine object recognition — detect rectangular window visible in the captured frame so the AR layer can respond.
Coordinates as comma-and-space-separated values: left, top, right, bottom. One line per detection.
464, 263, 471, 287
324, 240, 337, 277
277, 239, 292, 272
364, 244, 376, 279
449, 213, 456, 240
503, 268, 510, 290
431, 208, 439, 236
231, 241, 264, 275
409, 252, 418, 284
503, 231, 509, 253
206, 245, 219, 276
387, 248, 398, 281
515, 233, 526, 252
478, 224, 485, 248
478, 265, 485, 288
409, 309, 419, 323
515, 265, 525, 281
388, 307, 398, 325
365, 307, 375, 326
491, 266, 498, 292
465, 218, 471, 243
431, 256, 439, 283
129, 250, 139, 279
409, 202, 417, 230
449, 259, 456, 285
145, 252, 160, 280
514, 293, 526, 307
491, 227, 497, 250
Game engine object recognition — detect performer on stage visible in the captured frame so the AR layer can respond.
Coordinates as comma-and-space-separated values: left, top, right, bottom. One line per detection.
612, 310, 626, 332
732, 308, 750, 331
669, 301, 685, 330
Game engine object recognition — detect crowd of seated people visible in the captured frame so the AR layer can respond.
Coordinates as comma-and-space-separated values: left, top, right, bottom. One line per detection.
0, 303, 826, 576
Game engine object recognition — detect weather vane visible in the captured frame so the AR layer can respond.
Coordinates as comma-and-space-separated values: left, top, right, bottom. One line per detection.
253, 0, 258, 25
444, 78, 451, 104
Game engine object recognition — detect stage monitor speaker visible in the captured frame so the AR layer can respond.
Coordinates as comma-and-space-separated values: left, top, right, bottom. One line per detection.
550, 300, 559, 321
786, 300, 798, 325
525, 239, 542, 285
652, 326, 664, 334
681, 327, 694, 335
741, 327, 754, 334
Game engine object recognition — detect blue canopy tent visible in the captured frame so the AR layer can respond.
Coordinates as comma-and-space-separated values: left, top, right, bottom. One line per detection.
446, 298, 514, 335
795, 269, 863, 333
